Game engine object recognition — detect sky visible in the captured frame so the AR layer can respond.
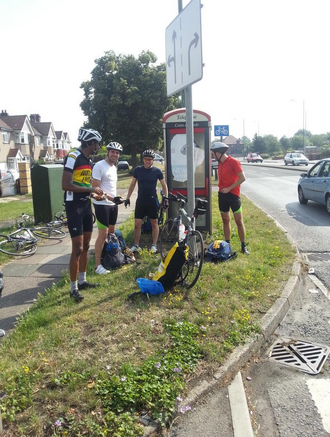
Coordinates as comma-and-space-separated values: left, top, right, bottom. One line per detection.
1, 0, 329, 147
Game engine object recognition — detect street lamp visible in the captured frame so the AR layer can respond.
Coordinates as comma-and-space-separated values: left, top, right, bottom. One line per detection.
290, 99, 306, 155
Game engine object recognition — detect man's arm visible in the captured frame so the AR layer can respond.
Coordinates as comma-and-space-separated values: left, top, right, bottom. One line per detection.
160, 178, 168, 198
220, 171, 246, 194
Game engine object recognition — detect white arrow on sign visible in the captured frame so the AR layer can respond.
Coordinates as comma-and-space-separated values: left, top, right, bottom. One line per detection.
165, 0, 203, 97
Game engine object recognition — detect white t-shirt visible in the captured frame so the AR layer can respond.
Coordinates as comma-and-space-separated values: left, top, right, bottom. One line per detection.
92, 160, 117, 206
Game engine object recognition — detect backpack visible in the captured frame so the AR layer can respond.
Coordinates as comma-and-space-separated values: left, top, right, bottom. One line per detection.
205, 240, 237, 263
151, 242, 188, 290
101, 233, 126, 270
115, 229, 126, 251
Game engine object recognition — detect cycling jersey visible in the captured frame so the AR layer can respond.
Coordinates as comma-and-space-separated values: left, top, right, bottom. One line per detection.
63, 150, 92, 201
217, 156, 243, 197
132, 166, 163, 199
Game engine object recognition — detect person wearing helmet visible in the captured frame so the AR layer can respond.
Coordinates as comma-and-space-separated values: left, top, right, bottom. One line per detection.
62, 127, 104, 302
92, 142, 124, 275
211, 141, 249, 255
125, 149, 168, 253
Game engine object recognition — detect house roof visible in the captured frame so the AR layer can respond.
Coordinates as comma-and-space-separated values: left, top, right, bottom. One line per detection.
32, 126, 42, 136
0, 115, 27, 130
39, 149, 50, 158
30, 122, 52, 136
55, 131, 63, 139
0, 118, 12, 131
223, 135, 243, 145
7, 148, 21, 158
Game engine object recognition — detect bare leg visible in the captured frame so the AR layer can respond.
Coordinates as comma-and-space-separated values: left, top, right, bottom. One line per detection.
94, 228, 108, 267
78, 231, 92, 273
69, 235, 84, 281
221, 212, 231, 241
150, 218, 159, 245
133, 219, 143, 246
233, 211, 246, 243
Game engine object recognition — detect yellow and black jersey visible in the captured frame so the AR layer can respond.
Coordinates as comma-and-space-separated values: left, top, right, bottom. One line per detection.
63, 149, 92, 201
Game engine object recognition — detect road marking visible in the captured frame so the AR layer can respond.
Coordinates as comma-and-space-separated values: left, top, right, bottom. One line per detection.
308, 274, 329, 300
306, 379, 330, 433
228, 372, 254, 437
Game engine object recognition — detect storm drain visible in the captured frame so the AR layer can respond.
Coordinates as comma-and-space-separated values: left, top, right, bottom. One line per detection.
306, 252, 330, 262
268, 336, 330, 375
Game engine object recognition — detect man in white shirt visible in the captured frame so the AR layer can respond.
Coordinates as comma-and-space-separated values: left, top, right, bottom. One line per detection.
92, 142, 124, 274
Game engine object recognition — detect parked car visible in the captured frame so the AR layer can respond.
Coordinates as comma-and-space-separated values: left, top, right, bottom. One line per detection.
247, 153, 263, 163
154, 153, 164, 163
117, 160, 129, 170
297, 158, 330, 214
284, 152, 309, 166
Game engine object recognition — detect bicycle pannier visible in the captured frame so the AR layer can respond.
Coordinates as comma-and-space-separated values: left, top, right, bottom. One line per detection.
152, 242, 188, 290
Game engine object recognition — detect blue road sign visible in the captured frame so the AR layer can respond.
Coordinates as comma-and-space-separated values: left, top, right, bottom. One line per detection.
214, 125, 229, 137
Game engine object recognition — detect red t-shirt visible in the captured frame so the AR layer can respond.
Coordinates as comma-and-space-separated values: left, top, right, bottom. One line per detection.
218, 156, 243, 196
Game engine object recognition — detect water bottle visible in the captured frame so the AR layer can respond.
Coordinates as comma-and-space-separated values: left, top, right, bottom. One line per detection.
179, 223, 186, 241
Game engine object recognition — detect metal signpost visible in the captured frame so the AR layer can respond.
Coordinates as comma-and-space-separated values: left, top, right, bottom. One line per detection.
165, 0, 203, 220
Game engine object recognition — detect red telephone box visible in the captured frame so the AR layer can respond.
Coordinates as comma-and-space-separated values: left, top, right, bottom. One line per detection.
163, 108, 212, 233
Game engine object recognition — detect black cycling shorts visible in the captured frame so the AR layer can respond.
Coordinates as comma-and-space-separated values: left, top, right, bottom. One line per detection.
94, 203, 118, 229
135, 196, 158, 220
218, 192, 242, 214
65, 200, 94, 238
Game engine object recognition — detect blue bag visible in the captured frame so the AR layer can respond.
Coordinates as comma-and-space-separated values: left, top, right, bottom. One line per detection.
136, 278, 165, 295
205, 240, 237, 262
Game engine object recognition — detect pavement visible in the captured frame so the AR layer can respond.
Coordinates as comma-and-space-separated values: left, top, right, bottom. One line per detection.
0, 188, 137, 334
0, 176, 306, 436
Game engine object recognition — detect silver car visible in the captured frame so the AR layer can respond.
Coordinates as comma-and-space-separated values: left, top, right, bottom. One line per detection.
298, 158, 330, 214
284, 152, 309, 166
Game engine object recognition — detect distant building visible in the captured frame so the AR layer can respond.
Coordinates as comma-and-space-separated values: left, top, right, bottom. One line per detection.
212, 135, 244, 156
0, 110, 71, 177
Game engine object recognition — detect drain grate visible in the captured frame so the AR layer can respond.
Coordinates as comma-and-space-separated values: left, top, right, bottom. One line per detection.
268, 337, 330, 375
307, 252, 330, 262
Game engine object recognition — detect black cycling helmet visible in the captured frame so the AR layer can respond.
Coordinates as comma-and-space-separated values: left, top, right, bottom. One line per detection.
107, 142, 123, 152
77, 128, 102, 144
210, 142, 229, 155
142, 149, 155, 159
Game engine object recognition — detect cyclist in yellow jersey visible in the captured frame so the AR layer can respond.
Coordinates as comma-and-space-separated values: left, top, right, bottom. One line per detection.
62, 128, 103, 302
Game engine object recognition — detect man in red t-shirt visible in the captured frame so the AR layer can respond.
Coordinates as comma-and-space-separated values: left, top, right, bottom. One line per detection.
211, 142, 249, 254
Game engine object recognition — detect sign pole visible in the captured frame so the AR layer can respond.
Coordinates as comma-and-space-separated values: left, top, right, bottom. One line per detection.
185, 85, 195, 227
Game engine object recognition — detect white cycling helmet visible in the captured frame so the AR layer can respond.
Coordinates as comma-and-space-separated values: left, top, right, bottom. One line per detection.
107, 142, 123, 152
77, 128, 102, 143
210, 142, 229, 154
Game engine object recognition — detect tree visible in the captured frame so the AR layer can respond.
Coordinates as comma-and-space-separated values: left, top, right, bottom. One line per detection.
252, 134, 267, 154
280, 136, 291, 153
80, 50, 181, 167
263, 134, 281, 155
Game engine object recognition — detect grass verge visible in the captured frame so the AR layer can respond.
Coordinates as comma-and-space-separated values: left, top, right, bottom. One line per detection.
0, 192, 295, 436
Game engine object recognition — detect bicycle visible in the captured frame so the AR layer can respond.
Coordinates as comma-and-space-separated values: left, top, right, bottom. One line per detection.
159, 192, 207, 289
0, 226, 38, 256
20, 214, 67, 240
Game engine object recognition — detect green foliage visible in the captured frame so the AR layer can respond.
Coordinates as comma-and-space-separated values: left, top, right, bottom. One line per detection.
80, 50, 181, 163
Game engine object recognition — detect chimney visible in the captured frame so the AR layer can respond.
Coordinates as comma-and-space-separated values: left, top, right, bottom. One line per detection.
1, 110, 8, 116
30, 114, 41, 123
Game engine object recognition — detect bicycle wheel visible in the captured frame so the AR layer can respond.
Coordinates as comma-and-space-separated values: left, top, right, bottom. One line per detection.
32, 227, 67, 240
159, 219, 179, 261
54, 211, 68, 226
176, 230, 204, 289
0, 235, 38, 256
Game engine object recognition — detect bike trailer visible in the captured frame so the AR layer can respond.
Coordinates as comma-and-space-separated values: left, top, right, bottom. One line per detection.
152, 242, 188, 290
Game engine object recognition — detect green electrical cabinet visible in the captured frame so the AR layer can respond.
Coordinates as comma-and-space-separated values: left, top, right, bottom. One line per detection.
31, 164, 64, 224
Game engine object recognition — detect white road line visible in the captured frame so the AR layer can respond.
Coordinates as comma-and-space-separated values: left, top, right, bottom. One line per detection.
306, 379, 330, 433
308, 274, 329, 300
228, 372, 254, 437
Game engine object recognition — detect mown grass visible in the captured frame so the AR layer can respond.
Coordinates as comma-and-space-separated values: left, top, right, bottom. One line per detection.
0, 186, 296, 436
